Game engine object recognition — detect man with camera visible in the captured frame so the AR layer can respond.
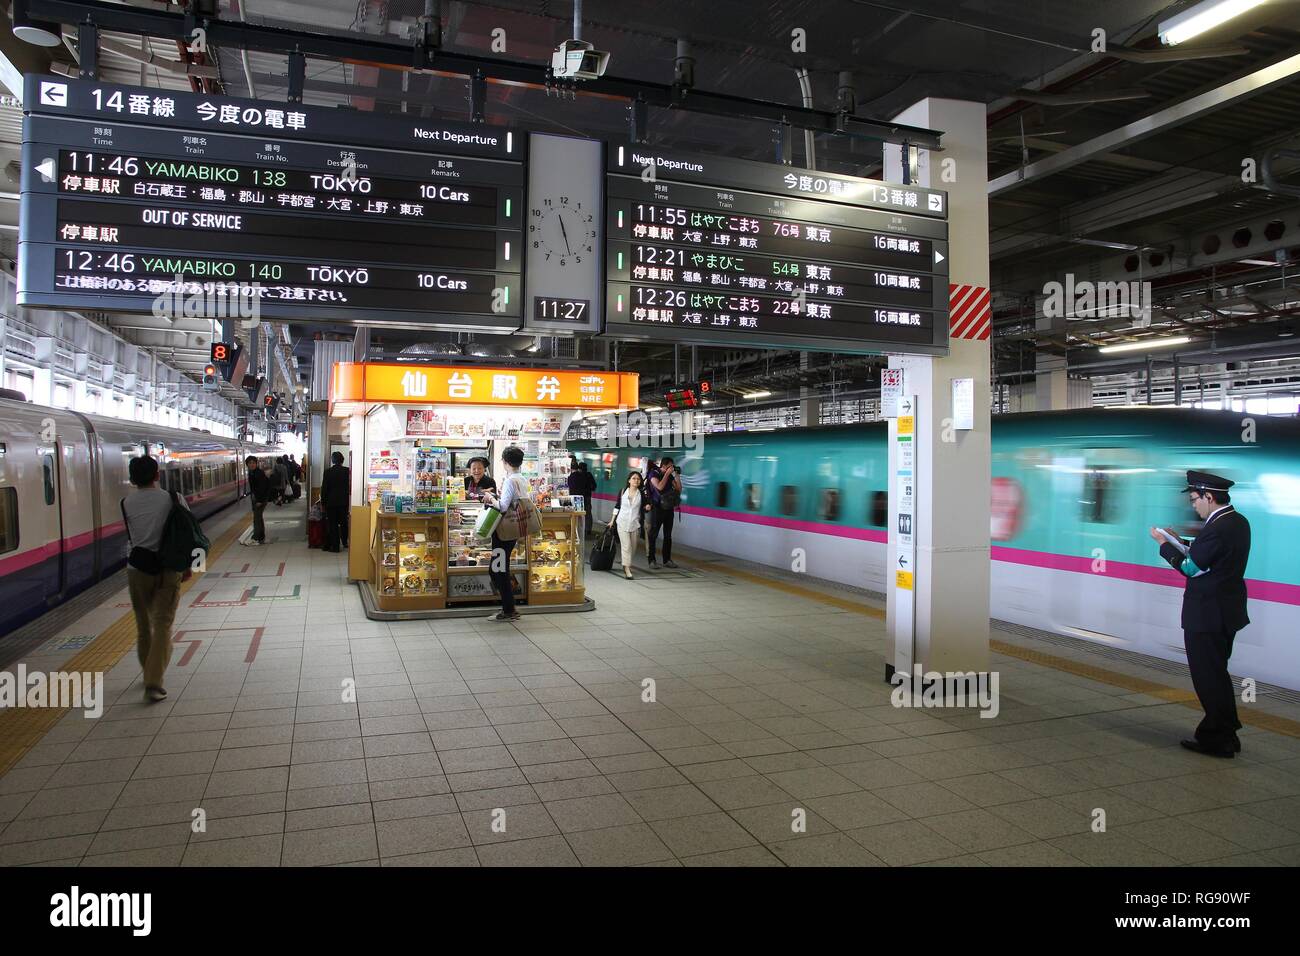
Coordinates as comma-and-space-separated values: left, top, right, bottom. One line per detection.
646, 456, 682, 569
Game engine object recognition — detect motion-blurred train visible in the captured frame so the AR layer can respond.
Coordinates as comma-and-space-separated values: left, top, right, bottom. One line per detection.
0, 394, 276, 636
572, 409, 1300, 691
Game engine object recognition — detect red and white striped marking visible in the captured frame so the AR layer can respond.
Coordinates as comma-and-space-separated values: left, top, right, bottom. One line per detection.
949, 283, 991, 341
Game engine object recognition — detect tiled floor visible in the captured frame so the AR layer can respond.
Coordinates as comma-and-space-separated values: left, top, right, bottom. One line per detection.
2, 497, 1299, 867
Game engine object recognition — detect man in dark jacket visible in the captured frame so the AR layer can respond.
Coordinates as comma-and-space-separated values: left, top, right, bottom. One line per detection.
243, 456, 271, 546
1151, 470, 1251, 757
568, 462, 597, 535
321, 451, 351, 552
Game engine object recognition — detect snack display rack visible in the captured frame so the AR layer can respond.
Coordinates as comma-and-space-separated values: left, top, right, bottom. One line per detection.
527, 510, 585, 605
371, 512, 448, 611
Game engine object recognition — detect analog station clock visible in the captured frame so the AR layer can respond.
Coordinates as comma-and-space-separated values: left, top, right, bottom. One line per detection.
529, 196, 597, 268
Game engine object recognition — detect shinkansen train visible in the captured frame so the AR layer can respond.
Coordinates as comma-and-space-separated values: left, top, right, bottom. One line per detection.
571, 409, 1300, 691
0, 395, 275, 636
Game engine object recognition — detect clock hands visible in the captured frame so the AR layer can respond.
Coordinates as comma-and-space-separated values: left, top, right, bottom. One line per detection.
558, 213, 573, 256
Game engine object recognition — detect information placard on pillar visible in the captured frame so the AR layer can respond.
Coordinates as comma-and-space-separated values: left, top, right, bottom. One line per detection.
881, 368, 903, 419
893, 394, 917, 675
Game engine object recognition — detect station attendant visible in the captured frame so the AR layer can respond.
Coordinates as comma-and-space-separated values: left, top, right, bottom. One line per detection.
121, 455, 189, 703
1149, 470, 1251, 757
320, 451, 351, 552
463, 456, 497, 500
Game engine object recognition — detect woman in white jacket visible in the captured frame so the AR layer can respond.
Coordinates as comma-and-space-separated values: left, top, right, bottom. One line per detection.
609, 472, 645, 580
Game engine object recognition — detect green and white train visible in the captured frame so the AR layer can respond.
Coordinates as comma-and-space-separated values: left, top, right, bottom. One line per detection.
571, 408, 1300, 691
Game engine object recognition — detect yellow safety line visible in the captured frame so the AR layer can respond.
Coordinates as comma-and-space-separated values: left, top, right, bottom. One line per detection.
678, 557, 1300, 740
0, 517, 249, 777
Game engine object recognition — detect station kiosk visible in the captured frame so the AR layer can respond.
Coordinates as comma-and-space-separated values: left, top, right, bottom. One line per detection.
327, 362, 638, 617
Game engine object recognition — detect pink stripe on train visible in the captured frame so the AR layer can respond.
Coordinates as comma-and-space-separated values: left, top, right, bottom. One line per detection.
592, 493, 1299, 606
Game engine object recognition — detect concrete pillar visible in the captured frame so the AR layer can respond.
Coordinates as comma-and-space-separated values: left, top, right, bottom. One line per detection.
883, 98, 991, 677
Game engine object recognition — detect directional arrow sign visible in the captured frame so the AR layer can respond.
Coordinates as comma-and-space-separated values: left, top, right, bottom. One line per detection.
934, 249, 945, 266
898, 554, 909, 569
35, 158, 55, 182
900, 398, 913, 415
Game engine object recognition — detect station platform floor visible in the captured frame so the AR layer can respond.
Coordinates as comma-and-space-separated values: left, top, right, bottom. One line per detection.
1, 497, 1298, 867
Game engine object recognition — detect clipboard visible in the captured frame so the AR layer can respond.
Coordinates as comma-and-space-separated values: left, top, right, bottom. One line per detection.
1157, 528, 1188, 555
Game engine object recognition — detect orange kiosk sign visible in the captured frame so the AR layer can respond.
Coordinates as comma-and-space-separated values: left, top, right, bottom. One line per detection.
330, 362, 639, 412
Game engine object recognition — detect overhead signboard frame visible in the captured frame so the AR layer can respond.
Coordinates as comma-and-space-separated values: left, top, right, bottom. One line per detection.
604, 142, 950, 356
18, 75, 525, 330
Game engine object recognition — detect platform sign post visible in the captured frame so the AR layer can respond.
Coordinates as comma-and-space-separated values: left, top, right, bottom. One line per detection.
892, 394, 917, 675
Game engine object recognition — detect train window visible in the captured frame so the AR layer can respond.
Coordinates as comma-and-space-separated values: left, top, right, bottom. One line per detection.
869, 491, 888, 527
0, 487, 17, 553
820, 488, 842, 522
716, 482, 730, 508
42, 454, 55, 505
1081, 467, 1114, 524
745, 483, 762, 511
780, 485, 799, 516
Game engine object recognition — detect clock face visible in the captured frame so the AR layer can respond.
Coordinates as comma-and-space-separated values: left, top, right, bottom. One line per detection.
529, 197, 597, 268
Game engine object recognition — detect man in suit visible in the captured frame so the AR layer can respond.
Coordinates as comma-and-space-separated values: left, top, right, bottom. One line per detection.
1150, 470, 1251, 757
321, 451, 351, 553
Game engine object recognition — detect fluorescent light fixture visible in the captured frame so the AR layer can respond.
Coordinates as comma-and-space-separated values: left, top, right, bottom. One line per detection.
642, 405, 661, 411
743, 390, 772, 399
1098, 335, 1190, 354
1159, 0, 1264, 45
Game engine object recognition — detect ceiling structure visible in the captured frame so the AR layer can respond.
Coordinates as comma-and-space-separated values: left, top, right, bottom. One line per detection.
3, 0, 1300, 418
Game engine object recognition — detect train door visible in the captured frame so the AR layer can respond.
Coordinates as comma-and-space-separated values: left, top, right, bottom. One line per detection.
1047, 452, 1085, 631
41, 441, 67, 602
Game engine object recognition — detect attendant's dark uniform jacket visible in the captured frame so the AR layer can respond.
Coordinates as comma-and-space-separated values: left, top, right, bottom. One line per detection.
1159, 506, 1251, 633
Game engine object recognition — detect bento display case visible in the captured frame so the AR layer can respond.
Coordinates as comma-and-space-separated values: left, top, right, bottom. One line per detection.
370, 512, 448, 611
527, 511, 585, 606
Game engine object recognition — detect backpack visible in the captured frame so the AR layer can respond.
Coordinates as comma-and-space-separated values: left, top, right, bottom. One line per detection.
160, 491, 211, 572
658, 475, 681, 511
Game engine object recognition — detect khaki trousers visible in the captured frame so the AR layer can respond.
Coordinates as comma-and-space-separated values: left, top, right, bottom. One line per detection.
127, 568, 182, 690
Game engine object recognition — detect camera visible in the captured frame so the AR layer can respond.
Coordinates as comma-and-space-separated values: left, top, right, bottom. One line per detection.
551, 39, 610, 81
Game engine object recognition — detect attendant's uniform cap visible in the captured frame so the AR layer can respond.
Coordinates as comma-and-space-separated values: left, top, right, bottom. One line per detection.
1182, 470, 1234, 493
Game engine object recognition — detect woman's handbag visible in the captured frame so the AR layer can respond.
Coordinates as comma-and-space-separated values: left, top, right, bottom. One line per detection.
495, 479, 542, 540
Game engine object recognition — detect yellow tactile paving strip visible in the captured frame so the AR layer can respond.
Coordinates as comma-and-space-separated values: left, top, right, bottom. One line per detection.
679, 557, 1300, 740
0, 516, 249, 777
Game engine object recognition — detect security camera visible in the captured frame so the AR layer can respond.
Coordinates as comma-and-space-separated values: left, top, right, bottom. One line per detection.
551, 39, 610, 81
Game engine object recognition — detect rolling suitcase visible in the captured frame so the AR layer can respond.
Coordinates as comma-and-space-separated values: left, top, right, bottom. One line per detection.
589, 527, 617, 572
307, 518, 325, 549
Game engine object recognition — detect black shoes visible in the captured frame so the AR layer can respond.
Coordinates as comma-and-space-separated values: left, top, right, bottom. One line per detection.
1180, 739, 1235, 758
663, 560, 678, 569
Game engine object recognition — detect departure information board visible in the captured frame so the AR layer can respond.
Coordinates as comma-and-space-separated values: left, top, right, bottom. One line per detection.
19, 76, 523, 329
605, 143, 949, 354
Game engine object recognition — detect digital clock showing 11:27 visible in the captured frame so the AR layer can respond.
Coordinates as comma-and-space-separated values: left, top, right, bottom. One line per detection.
533, 297, 589, 322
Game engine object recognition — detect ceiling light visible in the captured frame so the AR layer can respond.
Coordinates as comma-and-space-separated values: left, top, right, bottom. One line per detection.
1159, 0, 1264, 46
743, 390, 772, 399
12, 10, 62, 46
642, 405, 661, 412
1098, 336, 1191, 354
